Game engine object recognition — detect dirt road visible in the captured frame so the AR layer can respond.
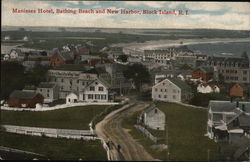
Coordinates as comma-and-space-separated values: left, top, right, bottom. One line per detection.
95, 102, 158, 161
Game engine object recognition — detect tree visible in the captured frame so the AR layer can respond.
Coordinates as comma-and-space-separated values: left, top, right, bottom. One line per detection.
179, 64, 192, 70
24, 64, 50, 86
1, 62, 26, 99
123, 63, 151, 91
117, 55, 128, 62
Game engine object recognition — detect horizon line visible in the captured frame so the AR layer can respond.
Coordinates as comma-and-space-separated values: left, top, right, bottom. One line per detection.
2, 25, 250, 31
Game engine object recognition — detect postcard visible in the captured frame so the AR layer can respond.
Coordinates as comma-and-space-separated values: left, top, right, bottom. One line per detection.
1, 1, 250, 161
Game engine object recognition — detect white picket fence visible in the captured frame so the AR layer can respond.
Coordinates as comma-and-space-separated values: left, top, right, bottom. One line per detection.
1, 125, 97, 141
1, 102, 120, 112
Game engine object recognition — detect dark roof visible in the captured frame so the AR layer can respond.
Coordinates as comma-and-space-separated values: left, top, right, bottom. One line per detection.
86, 78, 111, 89
37, 82, 56, 88
23, 85, 36, 90
238, 114, 250, 127
143, 106, 163, 115
209, 100, 250, 113
59, 51, 73, 61
198, 66, 214, 73
168, 78, 192, 92
53, 64, 88, 72
9, 90, 39, 99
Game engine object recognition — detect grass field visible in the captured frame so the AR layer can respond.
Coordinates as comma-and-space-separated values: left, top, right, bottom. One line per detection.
0, 132, 107, 160
1, 105, 110, 130
122, 101, 226, 161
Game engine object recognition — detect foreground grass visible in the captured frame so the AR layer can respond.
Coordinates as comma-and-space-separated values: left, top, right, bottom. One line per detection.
1, 105, 109, 130
122, 101, 224, 161
0, 132, 107, 160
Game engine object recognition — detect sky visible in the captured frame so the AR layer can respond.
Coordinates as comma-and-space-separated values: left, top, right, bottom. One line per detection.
2, 1, 250, 30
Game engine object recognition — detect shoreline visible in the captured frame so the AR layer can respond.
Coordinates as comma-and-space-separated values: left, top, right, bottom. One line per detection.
112, 38, 250, 51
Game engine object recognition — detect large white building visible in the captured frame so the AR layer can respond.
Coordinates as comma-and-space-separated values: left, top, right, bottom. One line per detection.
152, 78, 193, 103
66, 78, 113, 103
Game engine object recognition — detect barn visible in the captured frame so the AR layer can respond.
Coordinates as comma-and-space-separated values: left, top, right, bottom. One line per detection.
8, 90, 44, 108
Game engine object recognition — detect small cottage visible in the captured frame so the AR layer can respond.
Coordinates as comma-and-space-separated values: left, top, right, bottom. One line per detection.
192, 66, 214, 82
229, 84, 244, 97
66, 92, 78, 104
8, 90, 44, 108
139, 106, 165, 130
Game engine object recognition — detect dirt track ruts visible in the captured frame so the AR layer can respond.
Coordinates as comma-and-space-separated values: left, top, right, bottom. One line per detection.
95, 102, 159, 161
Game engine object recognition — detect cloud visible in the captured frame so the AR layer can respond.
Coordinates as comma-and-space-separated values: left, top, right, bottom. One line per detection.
1, 1, 250, 30
123, 1, 166, 9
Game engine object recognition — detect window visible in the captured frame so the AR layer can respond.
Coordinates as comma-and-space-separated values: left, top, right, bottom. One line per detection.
98, 87, 104, 91
47, 94, 49, 97
158, 94, 161, 98
243, 71, 247, 75
173, 95, 176, 99
95, 94, 100, 99
154, 109, 158, 113
101, 95, 106, 100
47, 89, 50, 93
88, 94, 93, 99
160, 89, 163, 92
155, 88, 158, 92
61, 78, 64, 82
164, 95, 167, 98
40, 89, 42, 92
243, 77, 247, 81
90, 86, 95, 91
165, 89, 167, 92
173, 89, 176, 93
82, 82, 85, 86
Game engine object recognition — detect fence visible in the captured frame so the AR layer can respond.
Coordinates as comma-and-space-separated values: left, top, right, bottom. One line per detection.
1, 125, 97, 141
1, 102, 120, 112
134, 124, 157, 143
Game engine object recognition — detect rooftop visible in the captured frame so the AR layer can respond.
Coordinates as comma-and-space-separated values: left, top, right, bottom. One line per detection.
209, 100, 250, 113
9, 90, 40, 99
168, 78, 192, 92
52, 64, 89, 72
37, 82, 56, 88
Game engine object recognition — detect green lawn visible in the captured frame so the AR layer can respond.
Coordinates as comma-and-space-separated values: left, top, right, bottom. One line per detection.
0, 132, 107, 160
1, 105, 110, 130
122, 101, 225, 161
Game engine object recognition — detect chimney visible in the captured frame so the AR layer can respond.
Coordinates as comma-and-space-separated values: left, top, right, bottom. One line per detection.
236, 101, 239, 108
242, 104, 245, 112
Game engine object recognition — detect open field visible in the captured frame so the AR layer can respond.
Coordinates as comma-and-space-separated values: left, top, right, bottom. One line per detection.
0, 132, 107, 160
1, 105, 110, 130
122, 101, 227, 161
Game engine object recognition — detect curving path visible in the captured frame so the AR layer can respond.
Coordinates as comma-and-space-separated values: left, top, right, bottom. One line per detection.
95, 102, 159, 161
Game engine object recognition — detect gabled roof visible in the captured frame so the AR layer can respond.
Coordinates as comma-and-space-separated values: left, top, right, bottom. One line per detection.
84, 78, 111, 90
59, 51, 74, 61
10, 49, 22, 54
209, 100, 250, 113
197, 66, 214, 73
37, 82, 56, 88
52, 64, 88, 72
142, 106, 164, 115
168, 78, 192, 92
238, 114, 250, 127
9, 90, 40, 99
